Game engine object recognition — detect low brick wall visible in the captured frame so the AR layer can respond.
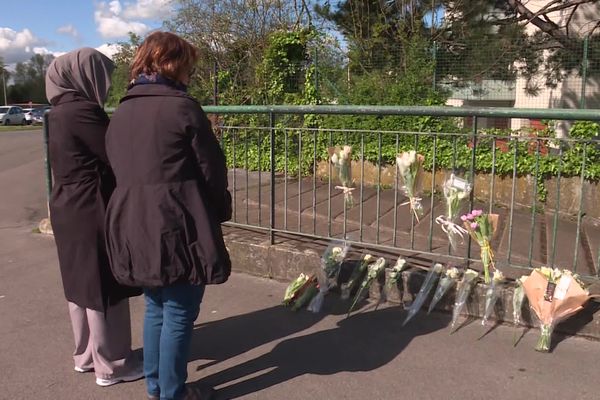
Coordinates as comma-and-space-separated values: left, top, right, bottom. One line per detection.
224, 228, 600, 340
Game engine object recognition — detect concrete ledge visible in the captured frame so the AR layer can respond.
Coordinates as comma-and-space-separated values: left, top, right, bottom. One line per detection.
224, 227, 600, 340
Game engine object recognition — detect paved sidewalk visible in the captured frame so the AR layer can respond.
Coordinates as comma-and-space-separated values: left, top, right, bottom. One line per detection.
3, 130, 600, 400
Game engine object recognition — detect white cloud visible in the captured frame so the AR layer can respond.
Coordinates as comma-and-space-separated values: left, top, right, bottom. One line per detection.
96, 43, 122, 59
57, 24, 81, 42
0, 28, 50, 64
94, 1, 150, 39
122, 0, 174, 20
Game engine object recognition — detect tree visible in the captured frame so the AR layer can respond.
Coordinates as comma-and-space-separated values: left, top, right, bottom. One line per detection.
166, 0, 317, 104
106, 33, 141, 107
8, 54, 54, 103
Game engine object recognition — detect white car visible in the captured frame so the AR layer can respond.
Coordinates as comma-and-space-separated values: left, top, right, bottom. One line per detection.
22, 108, 34, 124
0, 106, 26, 125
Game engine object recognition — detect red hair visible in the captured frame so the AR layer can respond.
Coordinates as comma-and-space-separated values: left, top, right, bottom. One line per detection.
130, 31, 199, 82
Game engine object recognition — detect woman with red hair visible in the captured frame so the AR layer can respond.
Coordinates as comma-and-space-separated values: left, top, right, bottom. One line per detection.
105, 31, 232, 400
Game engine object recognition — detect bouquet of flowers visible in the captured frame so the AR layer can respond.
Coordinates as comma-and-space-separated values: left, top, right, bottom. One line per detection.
291, 276, 319, 312
341, 253, 373, 300
427, 267, 460, 314
482, 270, 505, 326
512, 275, 528, 346
386, 257, 407, 297
374, 257, 408, 311
403, 263, 443, 326
396, 150, 425, 222
450, 269, 479, 333
347, 257, 387, 317
436, 174, 471, 250
461, 210, 499, 284
283, 273, 311, 306
523, 267, 591, 352
307, 241, 350, 313
330, 146, 354, 207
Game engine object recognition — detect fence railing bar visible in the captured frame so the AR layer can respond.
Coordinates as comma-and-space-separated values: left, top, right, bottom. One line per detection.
550, 146, 564, 267
507, 136, 518, 264
528, 140, 541, 268
573, 143, 587, 272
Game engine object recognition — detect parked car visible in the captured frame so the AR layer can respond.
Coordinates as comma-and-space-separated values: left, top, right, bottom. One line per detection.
22, 108, 34, 124
31, 107, 51, 125
0, 106, 26, 125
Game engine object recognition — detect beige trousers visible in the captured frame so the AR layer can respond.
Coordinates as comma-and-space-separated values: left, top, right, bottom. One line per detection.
68, 299, 138, 379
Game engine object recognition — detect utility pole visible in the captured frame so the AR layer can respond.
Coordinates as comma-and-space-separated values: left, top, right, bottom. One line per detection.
2, 69, 6, 106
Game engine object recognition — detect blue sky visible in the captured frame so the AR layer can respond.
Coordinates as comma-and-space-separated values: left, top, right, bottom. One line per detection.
0, 0, 170, 66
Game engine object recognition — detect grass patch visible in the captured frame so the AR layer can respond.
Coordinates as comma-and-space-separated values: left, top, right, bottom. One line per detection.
0, 125, 42, 132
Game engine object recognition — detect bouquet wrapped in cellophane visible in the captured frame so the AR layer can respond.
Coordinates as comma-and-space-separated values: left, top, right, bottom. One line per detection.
461, 210, 499, 284
282, 273, 319, 312
396, 150, 425, 222
329, 146, 354, 207
427, 266, 460, 314
341, 253, 373, 300
512, 275, 528, 346
523, 267, 591, 352
450, 269, 479, 333
307, 241, 350, 313
436, 174, 471, 250
347, 257, 387, 317
482, 270, 505, 326
403, 263, 443, 326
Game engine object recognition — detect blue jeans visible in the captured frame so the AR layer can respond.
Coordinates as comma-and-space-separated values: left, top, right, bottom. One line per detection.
143, 283, 205, 400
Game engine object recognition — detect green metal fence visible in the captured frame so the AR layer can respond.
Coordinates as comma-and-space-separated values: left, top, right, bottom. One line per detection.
202, 105, 600, 280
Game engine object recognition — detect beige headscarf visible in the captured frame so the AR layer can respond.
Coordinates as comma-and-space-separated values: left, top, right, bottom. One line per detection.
45, 47, 115, 107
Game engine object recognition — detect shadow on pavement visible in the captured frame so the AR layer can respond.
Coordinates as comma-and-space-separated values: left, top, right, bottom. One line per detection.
192, 306, 449, 399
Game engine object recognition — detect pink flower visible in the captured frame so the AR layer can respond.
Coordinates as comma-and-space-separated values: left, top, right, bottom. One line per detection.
471, 209, 483, 217
460, 215, 468, 222
470, 222, 478, 230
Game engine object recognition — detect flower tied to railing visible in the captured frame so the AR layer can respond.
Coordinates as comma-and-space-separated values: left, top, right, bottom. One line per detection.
435, 215, 469, 240
400, 195, 423, 222
461, 210, 499, 284
396, 150, 424, 222
437, 174, 472, 250
329, 146, 354, 207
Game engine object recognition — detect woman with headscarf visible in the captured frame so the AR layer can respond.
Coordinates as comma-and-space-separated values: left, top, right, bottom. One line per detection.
45, 48, 143, 387
105, 32, 231, 400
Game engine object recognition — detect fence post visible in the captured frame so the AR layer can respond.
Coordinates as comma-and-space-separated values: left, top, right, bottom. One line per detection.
314, 47, 320, 105
580, 36, 589, 109
269, 111, 276, 245
43, 111, 53, 207
213, 60, 219, 106
432, 41, 437, 91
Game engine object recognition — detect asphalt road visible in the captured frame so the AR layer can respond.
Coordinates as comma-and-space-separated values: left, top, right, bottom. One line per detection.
1, 129, 600, 400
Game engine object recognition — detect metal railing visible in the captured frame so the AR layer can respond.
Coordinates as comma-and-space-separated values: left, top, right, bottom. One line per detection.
43, 105, 600, 279
203, 105, 600, 279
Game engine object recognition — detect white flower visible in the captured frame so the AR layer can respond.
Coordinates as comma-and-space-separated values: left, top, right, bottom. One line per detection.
433, 263, 443, 273
331, 246, 342, 255
363, 254, 373, 262
393, 257, 406, 270
446, 267, 460, 279
492, 270, 505, 283
463, 269, 479, 280
408, 150, 416, 165
517, 275, 528, 285
331, 153, 338, 164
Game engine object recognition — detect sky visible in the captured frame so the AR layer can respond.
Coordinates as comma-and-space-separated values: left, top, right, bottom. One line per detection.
0, 0, 172, 67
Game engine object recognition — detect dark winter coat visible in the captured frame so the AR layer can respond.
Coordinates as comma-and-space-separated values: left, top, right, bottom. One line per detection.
105, 83, 232, 288
48, 92, 142, 311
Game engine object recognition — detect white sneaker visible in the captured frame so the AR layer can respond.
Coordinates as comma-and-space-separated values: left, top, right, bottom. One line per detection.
74, 366, 93, 373
95, 365, 144, 387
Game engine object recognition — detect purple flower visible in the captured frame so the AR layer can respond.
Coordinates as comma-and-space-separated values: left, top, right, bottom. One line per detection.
470, 222, 478, 230
471, 209, 483, 217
